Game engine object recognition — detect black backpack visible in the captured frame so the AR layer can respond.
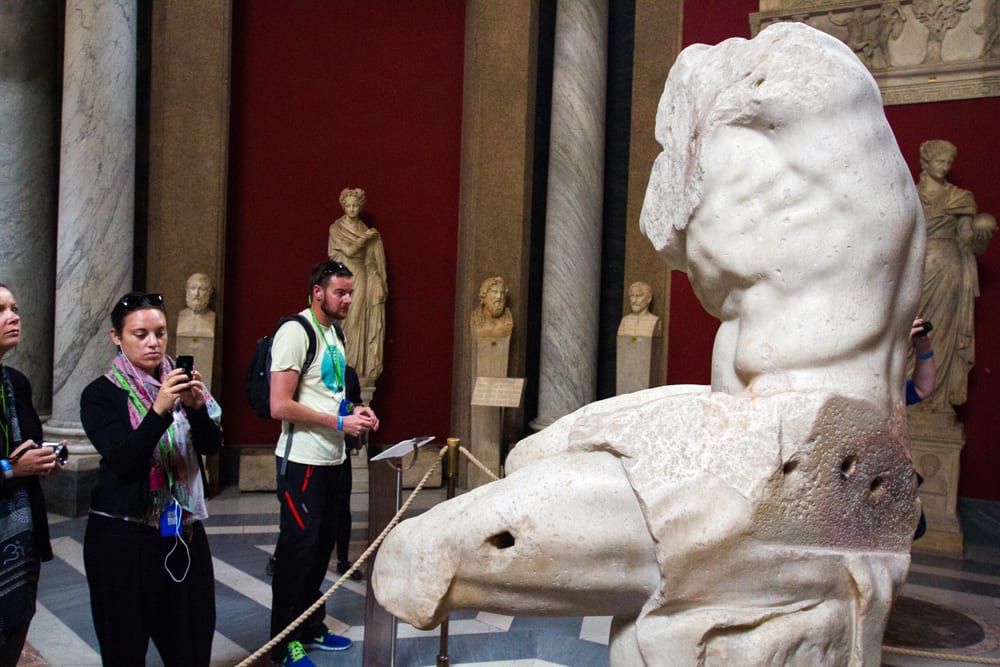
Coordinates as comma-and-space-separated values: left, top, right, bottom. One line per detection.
244, 314, 317, 419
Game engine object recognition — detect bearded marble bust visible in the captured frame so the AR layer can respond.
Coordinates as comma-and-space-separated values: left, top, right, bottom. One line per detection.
176, 273, 215, 338
618, 281, 662, 338
470, 276, 513, 339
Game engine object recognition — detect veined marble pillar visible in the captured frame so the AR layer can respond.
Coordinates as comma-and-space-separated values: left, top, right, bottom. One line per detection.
45, 0, 137, 514
0, 2, 60, 409
532, 0, 608, 430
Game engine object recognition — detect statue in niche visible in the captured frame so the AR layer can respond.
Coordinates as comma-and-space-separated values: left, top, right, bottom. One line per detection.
617, 281, 661, 338
913, 140, 996, 413
373, 24, 922, 665
470, 276, 513, 339
328, 188, 387, 381
976, 0, 1000, 59
912, 0, 972, 63
176, 273, 215, 338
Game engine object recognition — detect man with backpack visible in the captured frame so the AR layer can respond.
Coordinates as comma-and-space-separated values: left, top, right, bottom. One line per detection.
268, 260, 379, 667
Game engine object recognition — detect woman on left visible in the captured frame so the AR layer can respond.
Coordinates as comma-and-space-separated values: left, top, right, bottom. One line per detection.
80, 292, 222, 666
0, 283, 63, 667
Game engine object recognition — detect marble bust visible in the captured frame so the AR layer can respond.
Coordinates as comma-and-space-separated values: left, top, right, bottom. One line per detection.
617, 281, 661, 338
470, 276, 513, 339
176, 273, 215, 338
328, 187, 387, 381
913, 139, 995, 413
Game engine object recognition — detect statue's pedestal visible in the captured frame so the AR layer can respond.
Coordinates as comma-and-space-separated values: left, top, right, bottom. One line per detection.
908, 408, 965, 557
616, 334, 654, 394
175, 334, 214, 390
469, 336, 510, 488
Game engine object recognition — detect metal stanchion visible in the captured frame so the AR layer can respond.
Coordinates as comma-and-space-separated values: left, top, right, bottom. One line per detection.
369, 436, 436, 667
436, 437, 460, 667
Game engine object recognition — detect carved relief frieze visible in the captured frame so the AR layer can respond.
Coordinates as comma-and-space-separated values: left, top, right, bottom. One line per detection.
751, 0, 1000, 104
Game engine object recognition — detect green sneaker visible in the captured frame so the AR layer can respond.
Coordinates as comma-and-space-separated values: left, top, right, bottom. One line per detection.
303, 630, 352, 652
281, 641, 316, 666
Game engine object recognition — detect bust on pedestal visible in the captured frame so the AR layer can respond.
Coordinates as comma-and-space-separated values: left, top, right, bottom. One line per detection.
175, 273, 216, 390
617, 281, 661, 395
469, 276, 513, 487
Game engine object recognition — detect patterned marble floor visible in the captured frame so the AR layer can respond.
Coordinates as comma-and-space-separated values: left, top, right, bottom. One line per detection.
18, 465, 1000, 667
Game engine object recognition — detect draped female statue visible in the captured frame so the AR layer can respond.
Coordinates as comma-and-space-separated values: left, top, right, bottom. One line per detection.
328, 188, 387, 381
914, 140, 995, 413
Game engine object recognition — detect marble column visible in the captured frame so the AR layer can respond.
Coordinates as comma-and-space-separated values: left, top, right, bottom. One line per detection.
44, 0, 137, 515
531, 0, 608, 430
0, 2, 60, 409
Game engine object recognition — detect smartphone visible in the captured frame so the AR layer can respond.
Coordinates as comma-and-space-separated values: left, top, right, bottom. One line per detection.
176, 355, 194, 379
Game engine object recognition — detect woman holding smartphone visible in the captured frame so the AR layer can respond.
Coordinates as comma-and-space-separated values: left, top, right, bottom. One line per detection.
80, 291, 223, 666
0, 283, 62, 667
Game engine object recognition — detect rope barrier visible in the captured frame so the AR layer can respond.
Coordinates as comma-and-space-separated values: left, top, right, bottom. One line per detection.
458, 445, 499, 482
882, 645, 1000, 664
235, 445, 449, 667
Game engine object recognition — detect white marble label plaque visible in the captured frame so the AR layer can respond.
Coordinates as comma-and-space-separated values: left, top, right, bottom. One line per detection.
472, 377, 526, 408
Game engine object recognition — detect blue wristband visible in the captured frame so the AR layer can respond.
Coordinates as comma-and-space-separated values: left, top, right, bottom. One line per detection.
0, 459, 12, 480
917, 350, 934, 361
337, 415, 343, 431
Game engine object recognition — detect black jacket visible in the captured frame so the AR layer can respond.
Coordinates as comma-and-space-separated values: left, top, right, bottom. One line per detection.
80, 376, 223, 518
0, 366, 53, 561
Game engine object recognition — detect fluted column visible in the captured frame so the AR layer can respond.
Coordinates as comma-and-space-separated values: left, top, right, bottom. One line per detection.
46, 0, 137, 460
532, 0, 608, 430
0, 2, 60, 409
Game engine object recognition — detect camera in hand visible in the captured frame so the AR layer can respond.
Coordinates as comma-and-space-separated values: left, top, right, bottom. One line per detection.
40, 442, 69, 466
176, 355, 194, 379
916, 320, 933, 337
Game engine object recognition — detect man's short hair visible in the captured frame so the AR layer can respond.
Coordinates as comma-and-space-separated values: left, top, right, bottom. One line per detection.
310, 260, 354, 290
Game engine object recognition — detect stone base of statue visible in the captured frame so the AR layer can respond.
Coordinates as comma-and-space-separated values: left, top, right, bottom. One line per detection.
469, 337, 511, 488
616, 334, 657, 394
175, 334, 215, 391
908, 407, 965, 557
359, 378, 377, 408
238, 447, 275, 491
41, 419, 100, 517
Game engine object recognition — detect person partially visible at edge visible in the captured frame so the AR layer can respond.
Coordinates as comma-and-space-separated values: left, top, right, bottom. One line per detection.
269, 260, 380, 667
0, 283, 62, 667
79, 291, 223, 666
907, 316, 936, 541
907, 316, 936, 406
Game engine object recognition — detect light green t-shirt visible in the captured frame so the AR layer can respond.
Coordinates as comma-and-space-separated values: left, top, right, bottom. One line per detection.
270, 309, 347, 466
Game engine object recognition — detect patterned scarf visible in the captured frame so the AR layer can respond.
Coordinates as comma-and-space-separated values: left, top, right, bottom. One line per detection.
105, 351, 221, 524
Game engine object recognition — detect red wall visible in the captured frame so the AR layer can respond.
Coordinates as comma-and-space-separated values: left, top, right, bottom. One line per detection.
223, 2, 465, 447
675, 1, 1000, 500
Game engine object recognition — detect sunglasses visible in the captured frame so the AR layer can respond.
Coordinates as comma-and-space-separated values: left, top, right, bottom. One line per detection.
314, 262, 349, 285
117, 293, 165, 311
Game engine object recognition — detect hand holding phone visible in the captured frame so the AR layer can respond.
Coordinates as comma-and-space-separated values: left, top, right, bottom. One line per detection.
176, 355, 194, 379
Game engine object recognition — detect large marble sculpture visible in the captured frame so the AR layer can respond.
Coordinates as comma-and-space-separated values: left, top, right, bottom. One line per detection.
328, 187, 387, 385
373, 23, 924, 666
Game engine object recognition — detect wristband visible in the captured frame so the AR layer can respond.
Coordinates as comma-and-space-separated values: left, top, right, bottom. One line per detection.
917, 350, 934, 361
0, 459, 12, 480
337, 415, 344, 431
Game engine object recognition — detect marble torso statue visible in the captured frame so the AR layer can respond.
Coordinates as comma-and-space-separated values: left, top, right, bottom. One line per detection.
328, 188, 387, 381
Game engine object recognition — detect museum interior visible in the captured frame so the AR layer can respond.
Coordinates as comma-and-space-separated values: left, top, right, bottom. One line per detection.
2, 0, 1000, 665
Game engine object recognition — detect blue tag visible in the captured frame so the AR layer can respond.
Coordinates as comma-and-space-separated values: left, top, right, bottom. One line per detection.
160, 500, 182, 537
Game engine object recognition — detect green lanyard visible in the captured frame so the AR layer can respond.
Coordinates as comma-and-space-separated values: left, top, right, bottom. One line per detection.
308, 309, 345, 392
112, 369, 176, 489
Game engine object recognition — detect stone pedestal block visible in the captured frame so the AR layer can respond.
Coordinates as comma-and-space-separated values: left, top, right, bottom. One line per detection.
908, 408, 965, 557
617, 335, 655, 394
238, 448, 275, 492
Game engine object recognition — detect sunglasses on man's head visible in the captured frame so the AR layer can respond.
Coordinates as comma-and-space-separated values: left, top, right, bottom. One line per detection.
315, 262, 349, 284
